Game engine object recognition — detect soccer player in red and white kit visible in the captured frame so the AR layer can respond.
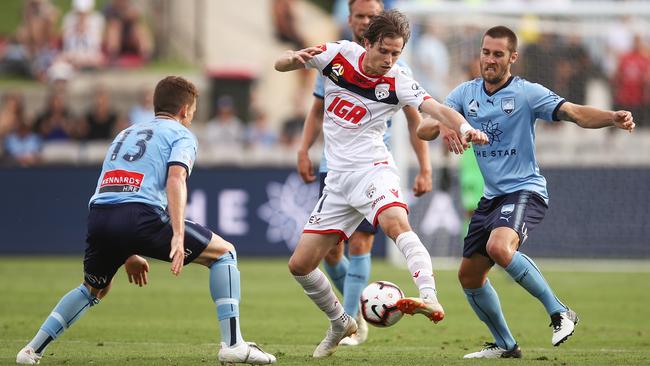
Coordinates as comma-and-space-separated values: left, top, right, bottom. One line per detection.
275, 9, 489, 358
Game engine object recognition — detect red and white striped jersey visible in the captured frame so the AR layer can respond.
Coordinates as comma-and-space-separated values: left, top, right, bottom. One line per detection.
306, 40, 431, 171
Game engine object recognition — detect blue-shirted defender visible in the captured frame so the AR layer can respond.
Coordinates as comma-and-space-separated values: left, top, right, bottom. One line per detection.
418, 25, 635, 359
17, 76, 276, 365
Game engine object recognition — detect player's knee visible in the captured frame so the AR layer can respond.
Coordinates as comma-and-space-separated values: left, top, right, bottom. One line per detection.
457, 268, 485, 289
485, 241, 511, 266
288, 256, 312, 276
83, 282, 109, 301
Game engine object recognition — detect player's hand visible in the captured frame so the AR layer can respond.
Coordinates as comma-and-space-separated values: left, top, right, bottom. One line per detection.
612, 110, 635, 132
289, 47, 323, 66
463, 129, 489, 146
297, 149, 316, 183
441, 125, 468, 154
169, 234, 185, 276
412, 170, 432, 197
124, 255, 149, 287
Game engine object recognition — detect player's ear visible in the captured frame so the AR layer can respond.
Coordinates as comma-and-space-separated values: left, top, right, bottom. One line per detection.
510, 51, 519, 64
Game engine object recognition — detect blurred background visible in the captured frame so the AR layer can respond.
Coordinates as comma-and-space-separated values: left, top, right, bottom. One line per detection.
0, 0, 648, 263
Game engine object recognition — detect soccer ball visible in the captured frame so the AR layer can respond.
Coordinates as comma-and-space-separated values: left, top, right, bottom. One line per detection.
360, 281, 404, 327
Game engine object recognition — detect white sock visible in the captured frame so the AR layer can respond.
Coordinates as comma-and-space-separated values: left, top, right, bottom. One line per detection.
294, 269, 345, 321
395, 231, 438, 301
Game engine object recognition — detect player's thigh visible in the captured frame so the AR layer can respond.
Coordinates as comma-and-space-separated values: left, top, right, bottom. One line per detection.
193, 232, 235, 266
348, 230, 374, 255
490, 190, 548, 248
353, 166, 409, 239
84, 204, 138, 290
305, 182, 365, 241
458, 253, 493, 289
289, 232, 341, 275
138, 215, 212, 266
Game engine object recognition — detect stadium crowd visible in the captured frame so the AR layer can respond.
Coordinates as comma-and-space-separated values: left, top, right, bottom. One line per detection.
0, 0, 648, 168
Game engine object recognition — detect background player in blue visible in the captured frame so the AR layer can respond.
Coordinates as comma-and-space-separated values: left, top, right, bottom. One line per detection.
418, 26, 635, 359
296, 0, 443, 346
16, 76, 276, 365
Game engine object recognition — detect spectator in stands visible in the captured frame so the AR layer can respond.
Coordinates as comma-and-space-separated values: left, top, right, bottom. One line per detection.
0, 92, 25, 143
555, 35, 593, 106
15, 0, 60, 80
81, 85, 120, 140
204, 95, 245, 147
520, 33, 556, 88
245, 108, 278, 149
128, 86, 155, 124
60, 0, 106, 70
272, 0, 311, 107
34, 92, 76, 141
279, 112, 304, 148
412, 23, 450, 100
612, 33, 650, 128
4, 119, 43, 167
103, 0, 153, 67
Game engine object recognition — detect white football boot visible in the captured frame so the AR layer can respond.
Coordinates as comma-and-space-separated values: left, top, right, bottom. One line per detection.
339, 314, 368, 346
16, 347, 41, 365
463, 343, 522, 359
551, 309, 579, 346
396, 297, 445, 323
313, 314, 357, 358
218, 342, 276, 365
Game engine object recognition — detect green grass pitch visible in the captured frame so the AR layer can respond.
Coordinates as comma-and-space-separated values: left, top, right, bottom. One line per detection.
1, 257, 649, 365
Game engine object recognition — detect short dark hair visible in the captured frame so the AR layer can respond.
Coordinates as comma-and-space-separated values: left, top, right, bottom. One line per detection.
348, 0, 383, 13
363, 9, 411, 47
484, 25, 518, 53
153, 76, 198, 115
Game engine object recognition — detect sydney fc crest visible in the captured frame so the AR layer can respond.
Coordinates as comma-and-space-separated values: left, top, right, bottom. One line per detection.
502, 97, 515, 115
468, 99, 479, 117
375, 83, 390, 100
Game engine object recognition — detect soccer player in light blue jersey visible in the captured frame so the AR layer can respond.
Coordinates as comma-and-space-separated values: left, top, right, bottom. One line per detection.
296, 0, 440, 347
418, 26, 635, 359
16, 76, 275, 365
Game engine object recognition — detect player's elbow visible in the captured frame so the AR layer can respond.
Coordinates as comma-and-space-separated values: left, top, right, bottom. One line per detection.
417, 119, 440, 141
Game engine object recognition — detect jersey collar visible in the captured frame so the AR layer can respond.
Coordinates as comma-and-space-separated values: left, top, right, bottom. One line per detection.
358, 52, 384, 79
482, 76, 514, 96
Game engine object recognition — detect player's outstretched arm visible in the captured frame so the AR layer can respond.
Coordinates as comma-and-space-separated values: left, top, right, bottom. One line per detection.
297, 98, 325, 183
419, 98, 489, 146
404, 106, 432, 197
124, 255, 149, 287
417, 119, 467, 155
557, 102, 635, 131
274, 46, 323, 72
167, 165, 187, 276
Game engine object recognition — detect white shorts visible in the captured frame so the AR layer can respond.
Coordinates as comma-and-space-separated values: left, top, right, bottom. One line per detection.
303, 164, 408, 241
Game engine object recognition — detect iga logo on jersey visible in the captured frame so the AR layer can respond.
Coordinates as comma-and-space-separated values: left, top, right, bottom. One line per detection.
325, 92, 371, 128
375, 83, 390, 100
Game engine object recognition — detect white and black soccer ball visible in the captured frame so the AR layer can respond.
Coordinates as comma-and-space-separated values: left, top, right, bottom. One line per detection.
360, 281, 404, 327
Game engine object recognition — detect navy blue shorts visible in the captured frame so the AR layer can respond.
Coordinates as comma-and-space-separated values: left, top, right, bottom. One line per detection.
463, 190, 547, 259
319, 172, 376, 234
83, 203, 212, 289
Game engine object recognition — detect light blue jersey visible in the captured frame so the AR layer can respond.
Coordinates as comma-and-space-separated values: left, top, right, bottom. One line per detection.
89, 118, 197, 209
445, 76, 565, 202
313, 59, 412, 172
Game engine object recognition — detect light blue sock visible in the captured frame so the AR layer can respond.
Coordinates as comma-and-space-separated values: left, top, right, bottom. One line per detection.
343, 253, 371, 317
323, 256, 349, 295
210, 251, 244, 347
464, 280, 517, 350
505, 252, 567, 315
28, 284, 98, 355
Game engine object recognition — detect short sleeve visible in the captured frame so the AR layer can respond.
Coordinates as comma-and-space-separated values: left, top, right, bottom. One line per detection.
525, 82, 565, 121
168, 129, 197, 175
444, 83, 466, 114
313, 74, 325, 99
305, 41, 346, 72
395, 67, 431, 109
